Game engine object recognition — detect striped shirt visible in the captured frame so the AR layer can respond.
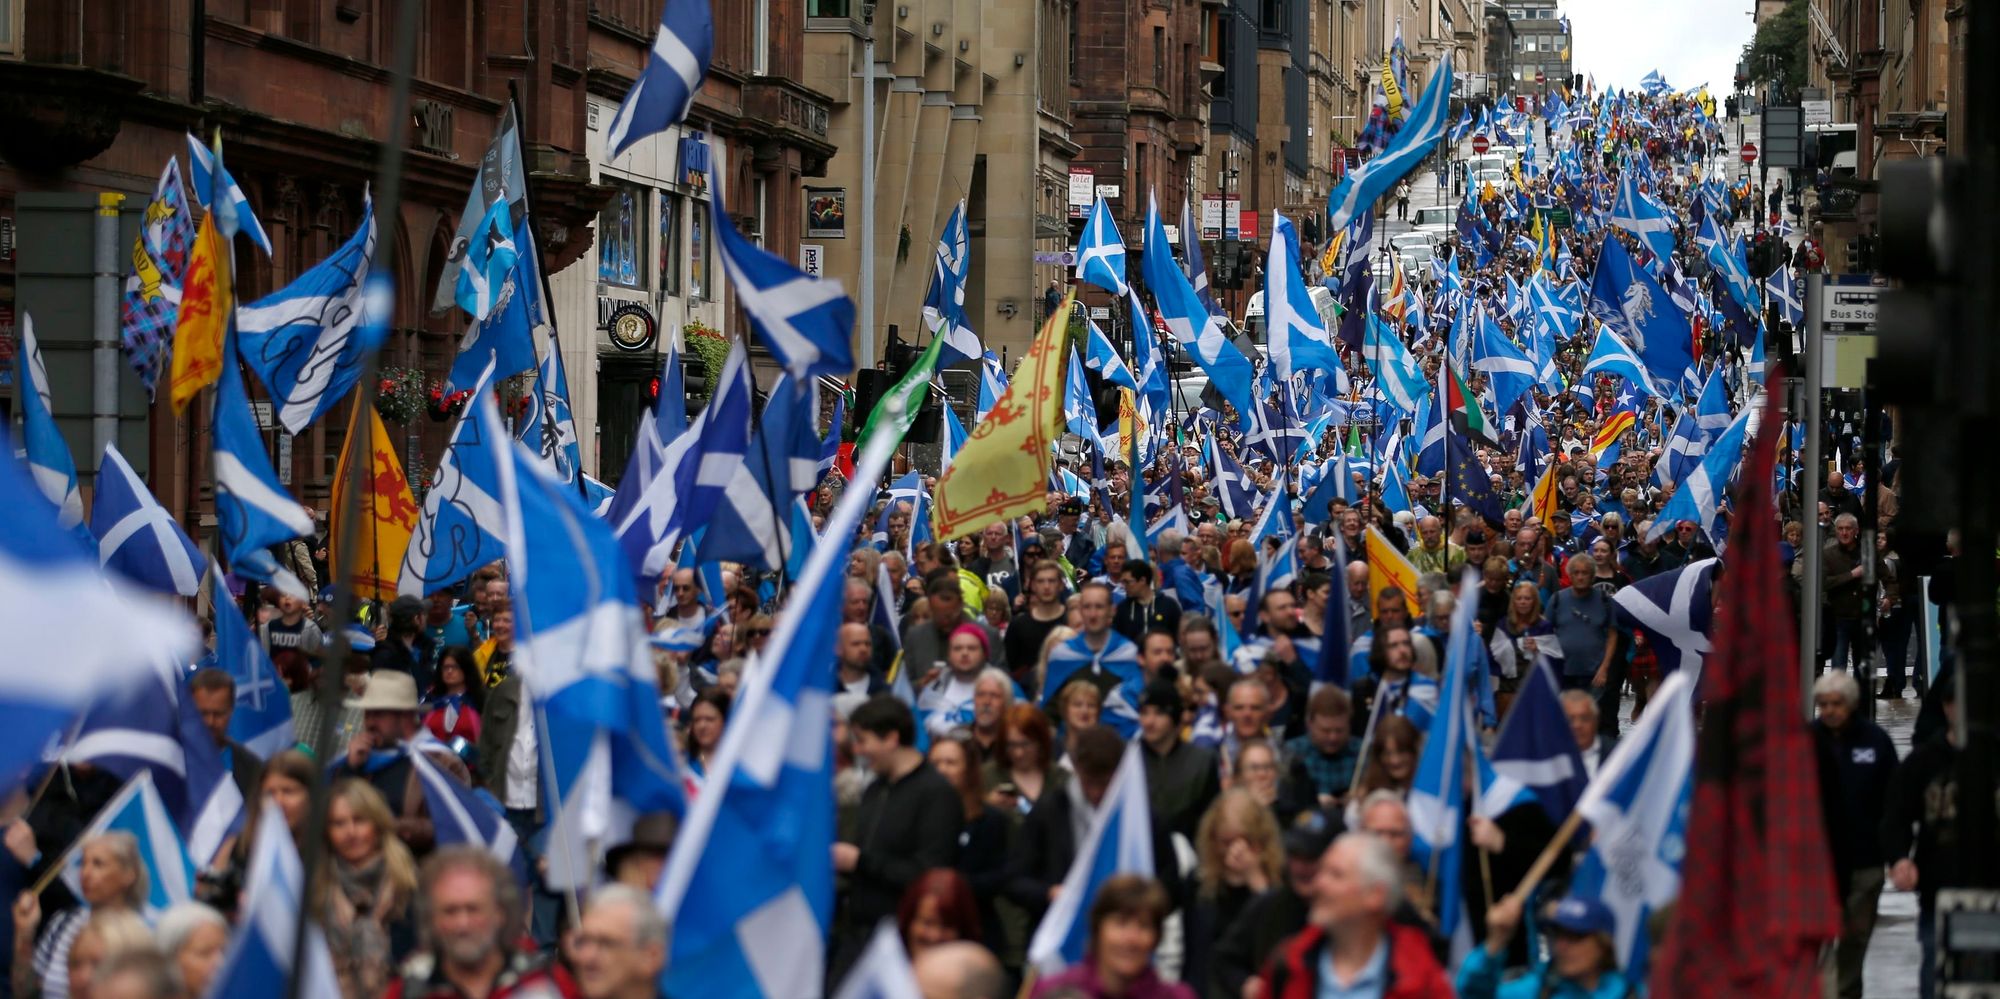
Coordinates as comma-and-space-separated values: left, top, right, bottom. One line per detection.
31, 906, 89, 999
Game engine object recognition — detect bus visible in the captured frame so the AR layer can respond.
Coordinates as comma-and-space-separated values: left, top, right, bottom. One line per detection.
1806, 122, 1858, 178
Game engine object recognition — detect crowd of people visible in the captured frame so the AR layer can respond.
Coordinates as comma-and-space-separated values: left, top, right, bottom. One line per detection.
3, 84, 1989, 999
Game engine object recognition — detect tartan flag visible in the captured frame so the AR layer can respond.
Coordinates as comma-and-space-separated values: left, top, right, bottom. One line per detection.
120, 158, 195, 396
1649, 368, 1840, 996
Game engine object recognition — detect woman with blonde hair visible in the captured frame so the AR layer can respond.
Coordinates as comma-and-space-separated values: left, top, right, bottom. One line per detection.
11, 830, 148, 999
1184, 789, 1284, 992
318, 779, 418, 998
62, 909, 155, 999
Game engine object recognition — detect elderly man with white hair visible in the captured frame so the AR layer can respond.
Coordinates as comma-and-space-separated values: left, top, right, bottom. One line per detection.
1258, 832, 1452, 997
571, 884, 668, 999
1811, 670, 1899, 999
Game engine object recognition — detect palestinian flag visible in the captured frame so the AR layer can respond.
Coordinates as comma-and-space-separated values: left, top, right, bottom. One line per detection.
1444, 360, 1499, 445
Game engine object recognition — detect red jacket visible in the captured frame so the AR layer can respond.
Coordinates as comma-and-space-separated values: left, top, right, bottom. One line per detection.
1259, 922, 1454, 999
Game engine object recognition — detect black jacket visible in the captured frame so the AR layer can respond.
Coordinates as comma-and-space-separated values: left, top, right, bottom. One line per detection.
842, 761, 963, 931
1882, 733, 1999, 912
1002, 783, 1183, 921
1813, 717, 1899, 882
1209, 884, 1310, 999
1142, 738, 1222, 842
1113, 593, 1181, 645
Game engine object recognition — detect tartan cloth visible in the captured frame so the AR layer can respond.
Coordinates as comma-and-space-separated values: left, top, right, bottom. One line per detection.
1651, 370, 1840, 996
119, 157, 194, 396
1283, 733, 1363, 798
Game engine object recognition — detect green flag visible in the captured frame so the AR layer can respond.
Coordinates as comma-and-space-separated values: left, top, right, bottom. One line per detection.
855, 334, 946, 459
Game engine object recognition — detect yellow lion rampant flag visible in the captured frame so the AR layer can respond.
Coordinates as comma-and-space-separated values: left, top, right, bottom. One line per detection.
932, 288, 1076, 540
168, 204, 231, 412
331, 401, 419, 601
1365, 525, 1422, 619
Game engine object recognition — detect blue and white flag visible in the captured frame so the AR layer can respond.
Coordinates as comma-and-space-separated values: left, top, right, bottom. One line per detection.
213, 345, 313, 599
1608, 168, 1676, 262
446, 214, 543, 392
185, 132, 272, 255
1694, 364, 1733, 438
1180, 197, 1221, 317
1578, 325, 1661, 399
92, 444, 207, 597
832, 922, 923, 999
1140, 190, 1256, 422
67, 665, 243, 867
708, 151, 857, 380
399, 360, 508, 597
1766, 265, 1803, 328
235, 202, 386, 434
921, 200, 980, 365
1364, 315, 1432, 414
1612, 557, 1718, 681
1644, 404, 1752, 548
1571, 670, 1695, 980
699, 376, 821, 570
15, 316, 85, 534
410, 746, 527, 885
1042, 632, 1144, 737
1638, 69, 1669, 94
1698, 212, 1760, 317
975, 350, 1009, 423
1588, 235, 1694, 389
1406, 572, 1481, 955
1327, 55, 1454, 231
1074, 197, 1129, 297
655, 413, 896, 999
1415, 374, 1446, 477
0, 435, 197, 795
1208, 438, 1259, 522
1656, 407, 1707, 487
1488, 662, 1588, 824
62, 770, 196, 921
210, 573, 294, 758
604, 0, 715, 160
206, 800, 341, 999
487, 389, 688, 887
1470, 310, 1538, 416
621, 340, 754, 586
1264, 214, 1345, 385
456, 198, 519, 322
1063, 347, 1104, 451
1083, 319, 1139, 393
516, 322, 584, 485
1026, 739, 1155, 973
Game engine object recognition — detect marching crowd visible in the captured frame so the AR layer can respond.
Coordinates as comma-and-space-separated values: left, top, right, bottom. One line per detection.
3, 88, 1989, 999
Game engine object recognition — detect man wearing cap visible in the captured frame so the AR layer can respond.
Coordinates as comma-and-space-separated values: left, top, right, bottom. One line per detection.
1211, 811, 1337, 999
1456, 893, 1627, 999
1055, 499, 1095, 570
1138, 680, 1220, 840
333, 670, 435, 850
602, 813, 677, 892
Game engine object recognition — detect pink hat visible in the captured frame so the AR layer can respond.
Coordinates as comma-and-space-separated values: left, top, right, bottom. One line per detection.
949, 622, 990, 656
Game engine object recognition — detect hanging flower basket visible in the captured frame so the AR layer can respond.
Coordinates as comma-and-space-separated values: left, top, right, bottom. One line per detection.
375, 366, 428, 425
683, 321, 730, 402
427, 379, 474, 423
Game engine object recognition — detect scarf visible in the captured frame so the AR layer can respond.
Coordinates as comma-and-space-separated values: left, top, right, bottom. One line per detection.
433, 693, 466, 733
326, 856, 400, 999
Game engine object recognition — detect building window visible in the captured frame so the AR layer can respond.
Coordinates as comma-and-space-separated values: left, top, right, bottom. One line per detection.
598, 183, 646, 289
753, 178, 769, 248
1261, 0, 1282, 31
659, 192, 683, 296
0, 0, 20, 58
1135, 142, 1148, 206
1154, 28, 1165, 88
806, 0, 849, 14
1069, 6, 1079, 84
689, 204, 710, 301
754, 0, 770, 74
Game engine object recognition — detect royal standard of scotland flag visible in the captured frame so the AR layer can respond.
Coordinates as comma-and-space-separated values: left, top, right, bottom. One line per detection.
653, 417, 898, 999
604, 0, 714, 160
234, 197, 384, 434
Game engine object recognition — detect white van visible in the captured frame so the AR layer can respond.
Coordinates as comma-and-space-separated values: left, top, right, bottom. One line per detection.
1242, 288, 1343, 344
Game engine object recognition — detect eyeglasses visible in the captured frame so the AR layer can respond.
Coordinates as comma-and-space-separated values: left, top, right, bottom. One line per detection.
745, 629, 771, 639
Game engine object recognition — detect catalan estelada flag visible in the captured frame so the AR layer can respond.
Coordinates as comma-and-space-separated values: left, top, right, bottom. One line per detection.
330, 401, 419, 601
931, 288, 1075, 540
1590, 406, 1638, 462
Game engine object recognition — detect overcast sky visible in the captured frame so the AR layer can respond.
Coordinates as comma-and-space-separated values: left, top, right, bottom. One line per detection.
1562, 0, 1756, 96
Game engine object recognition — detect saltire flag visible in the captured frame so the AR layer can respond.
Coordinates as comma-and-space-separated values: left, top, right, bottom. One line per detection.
209, 572, 295, 758
14, 315, 85, 534
1364, 315, 1431, 414
1208, 437, 1260, 522
1247, 486, 1298, 628
698, 376, 822, 570
621, 340, 754, 593
92, 444, 207, 596
1469, 309, 1537, 416
119, 157, 196, 395
61, 770, 196, 921
832, 922, 923, 999
1263, 214, 1344, 383
1297, 448, 1357, 525
485, 389, 687, 888
1405, 571, 1483, 959
1613, 557, 1718, 681
398, 360, 508, 597
1766, 265, 1803, 328
1179, 197, 1221, 317
1656, 407, 1707, 487
1643, 402, 1752, 548
1489, 662, 1588, 823
65, 664, 243, 867
205, 800, 341, 999
330, 401, 419, 601
1139, 191, 1257, 423
456, 198, 519, 321
1650, 378, 1839, 995
940, 404, 968, 475
817, 394, 847, 481
1063, 347, 1103, 450
1579, 325, 1661, 399
1026, 739, 1155, 973
409, 733, 527, 885
1074, 196, 1129, 296
235, 201, 385, 434
709, 149, 858, 379
1445, 426, 1506, 528
0, 433, 199, 796
1083, 318, 1139, 393
921, 199, 980, 365
1695, 365, 1733, 438
654, 409, 895, 999
604, 0, 715, 160
1607, 168, 1676, 263
445, 213, 543, 391
1588, 236, 1694, 389
1331, 210, 1376, 351
932, 289, 1075, 540
1380, 454, 1415, 515
1414, 370, 1446, 477
975, 349, 1009, 422
656, 335, 692, 441
183, 132, 271, 254
1571, 670, 1696, 981
606, 352, 689, 552
1311, 538, 1353, 690
517, 320, 584, 484
168, 138, 236, 412
212, 341, 314, 599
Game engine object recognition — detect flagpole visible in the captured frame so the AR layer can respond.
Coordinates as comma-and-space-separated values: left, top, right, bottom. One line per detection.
503, 82, 590, 501
288, 0, 420, 996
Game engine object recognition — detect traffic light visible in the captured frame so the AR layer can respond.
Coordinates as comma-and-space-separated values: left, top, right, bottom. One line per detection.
1874, 157, 1962, 534
1213, 242, 1238, 289
681, 352, 710, 419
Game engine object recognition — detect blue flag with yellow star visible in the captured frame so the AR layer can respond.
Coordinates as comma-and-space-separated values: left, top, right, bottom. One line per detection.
1445, 425, 1506, 528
